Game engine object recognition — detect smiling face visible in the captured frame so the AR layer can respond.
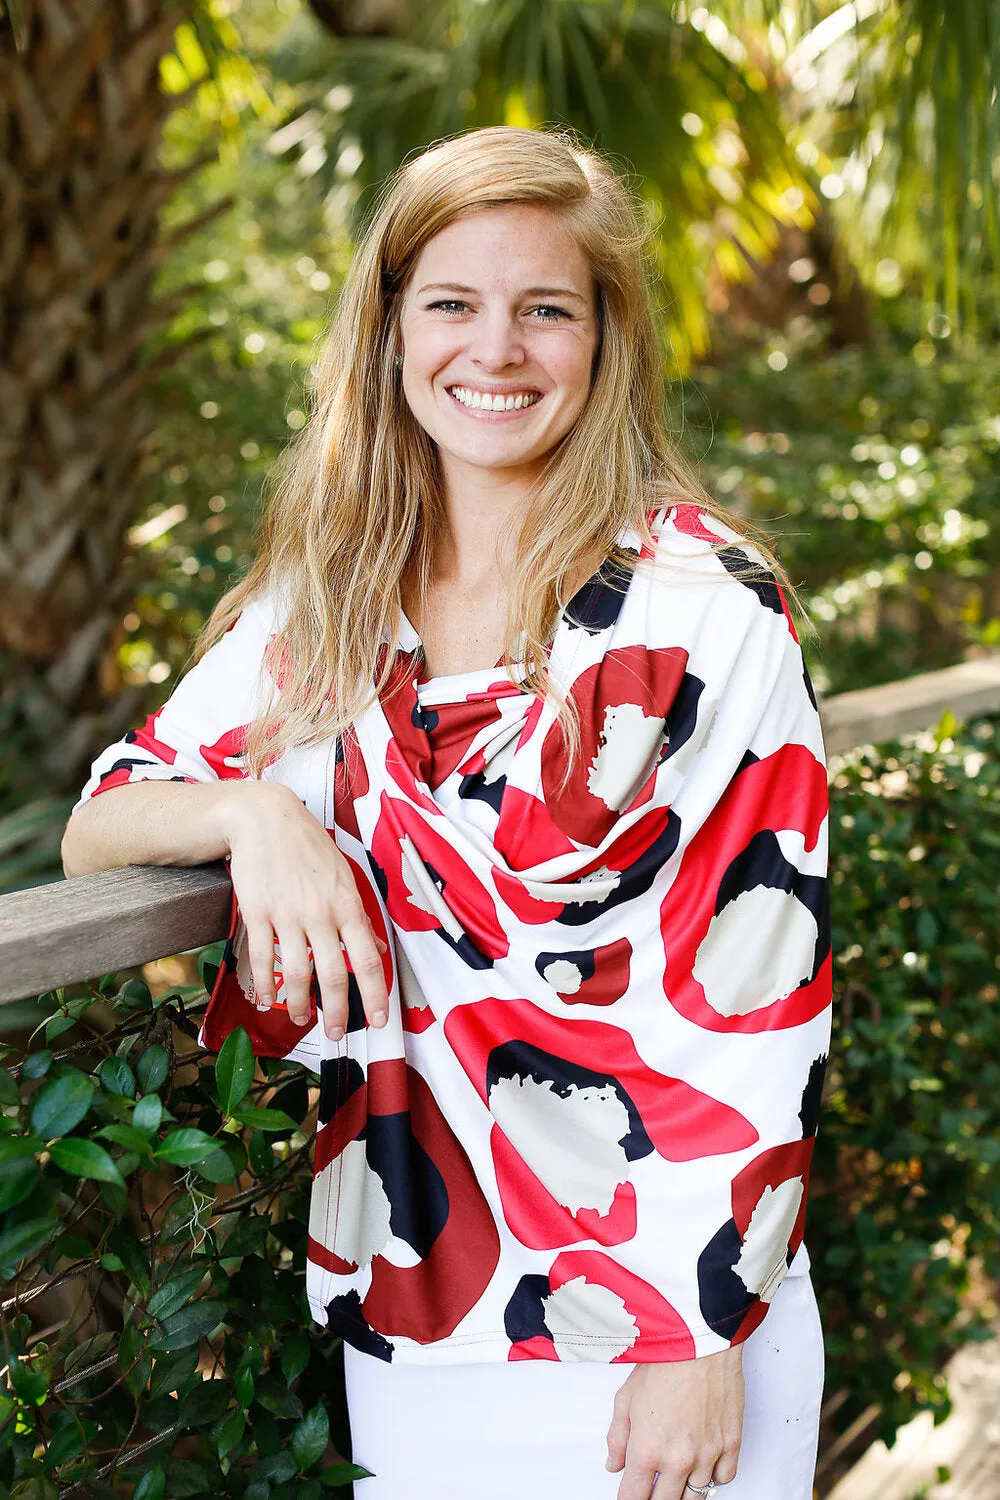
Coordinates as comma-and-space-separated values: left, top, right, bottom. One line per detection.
397, 203, 601, 493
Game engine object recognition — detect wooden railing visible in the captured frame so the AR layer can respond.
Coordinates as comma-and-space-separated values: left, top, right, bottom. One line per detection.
1, 652, 999, 1007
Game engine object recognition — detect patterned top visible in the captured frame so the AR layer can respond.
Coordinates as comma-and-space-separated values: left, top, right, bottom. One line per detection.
76, 502, 832, 1367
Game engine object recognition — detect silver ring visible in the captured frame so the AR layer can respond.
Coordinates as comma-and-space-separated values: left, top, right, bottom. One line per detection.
685, 1485, 716, 1497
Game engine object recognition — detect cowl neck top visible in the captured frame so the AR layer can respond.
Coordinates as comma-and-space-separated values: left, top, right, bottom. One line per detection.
77, 502, 832, 1369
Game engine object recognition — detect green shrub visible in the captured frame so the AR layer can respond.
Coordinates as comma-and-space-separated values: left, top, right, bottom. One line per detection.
813, 711, 1000, 1440
0, 958, 367, 1499
1, 715, 999, 1485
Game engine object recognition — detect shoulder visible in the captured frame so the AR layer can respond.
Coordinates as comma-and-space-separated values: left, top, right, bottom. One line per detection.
645, 500, 800, 643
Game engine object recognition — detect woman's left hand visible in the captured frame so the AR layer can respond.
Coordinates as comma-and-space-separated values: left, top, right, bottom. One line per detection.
605, 1344, 745, 1499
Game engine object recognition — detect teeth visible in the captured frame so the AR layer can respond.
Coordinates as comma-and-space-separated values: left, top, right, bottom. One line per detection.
449, 386, 539, 411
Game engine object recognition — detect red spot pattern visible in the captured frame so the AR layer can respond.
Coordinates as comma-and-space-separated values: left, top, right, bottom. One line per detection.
539, 645, 689, 848
371, 793, 509, 959
660, 743, 830, 1032
508, 1250, 696, 1363
312, 1059, 501, 1344
445, 998, 758, 1249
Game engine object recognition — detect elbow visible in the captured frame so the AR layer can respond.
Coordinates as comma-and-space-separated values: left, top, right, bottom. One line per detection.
61, 808, 95, 879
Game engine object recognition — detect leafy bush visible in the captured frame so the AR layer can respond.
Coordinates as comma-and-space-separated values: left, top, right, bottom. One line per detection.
0, 957, 368, 1499
1, 716, 999, 1485
812, 710, 1000, 1441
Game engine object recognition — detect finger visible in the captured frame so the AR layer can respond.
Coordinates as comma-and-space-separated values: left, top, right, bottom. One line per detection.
616, 1450, 659, 1500
277, 928, 313, 1027
338, 911, 390, 1028
712, 1440, 741, 1485
246, 918, 276, 1009
606, 1391, 630, 1473
635, 1452, 692, 1500
309, 928, 351, 1039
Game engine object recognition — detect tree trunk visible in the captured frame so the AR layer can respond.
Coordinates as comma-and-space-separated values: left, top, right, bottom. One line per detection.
0, 0, 208, 804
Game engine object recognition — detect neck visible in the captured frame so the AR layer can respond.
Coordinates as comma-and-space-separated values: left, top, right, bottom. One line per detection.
432, 453, 539, 585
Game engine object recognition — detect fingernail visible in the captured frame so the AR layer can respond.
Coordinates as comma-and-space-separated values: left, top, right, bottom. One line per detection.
375, 937, 388, 954
329, 1025, 345, 1040
371, 1010, 388, 1028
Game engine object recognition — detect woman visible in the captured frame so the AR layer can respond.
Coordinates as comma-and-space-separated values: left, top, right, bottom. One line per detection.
63, 125, 831, 1499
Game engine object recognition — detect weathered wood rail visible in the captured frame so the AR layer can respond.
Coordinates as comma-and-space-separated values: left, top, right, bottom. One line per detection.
0, 652, 998, 1007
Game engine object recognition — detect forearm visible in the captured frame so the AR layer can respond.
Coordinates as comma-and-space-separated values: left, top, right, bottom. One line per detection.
61, 778, 292, 877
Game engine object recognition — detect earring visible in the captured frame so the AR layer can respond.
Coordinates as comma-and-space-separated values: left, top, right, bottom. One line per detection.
394, 354, 403, 368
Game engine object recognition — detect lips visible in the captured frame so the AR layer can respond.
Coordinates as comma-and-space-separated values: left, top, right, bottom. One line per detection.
445, 385, 543, 414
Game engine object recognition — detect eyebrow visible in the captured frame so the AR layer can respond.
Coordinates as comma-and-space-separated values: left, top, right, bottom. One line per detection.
416, 281, 588, 303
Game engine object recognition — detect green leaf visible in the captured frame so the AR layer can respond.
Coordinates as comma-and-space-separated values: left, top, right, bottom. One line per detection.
221, 1213, 268, 1259
55, 1232, 91, 1258
216, 1025, 254, 1113
229, 1106, 297, 1132
116, 978, 153, 1012
28, 1071, 94, 1139
178, 1377, 230, 1428
0, 1065, 19, 1105
133, 1467, 166, 1500
107, 1226, 151, 1296
319, 1463, 374, 1486
10, 1476, 59, 1499
49, 1138, 126, 1187
99, 1056, 136, 1098
164, 1458, 212, 1496
95, 1123, 153, 1155
145, 1299, 228, 1352
136, 1045, 169, 1093
291, 1403, 329, 1472
42, 1420, 86, 1470
8, 1350, 50, 1405
216, 1406, 246, 1458
253, 1375, 302, 1420
280, 1329, 311, 1385
234, 1365, 255, 1407
0, 1136, 42, 1214
133, 1093, 163, 1134
155, 1128, 219, 1166
149, 1348, 200, 1400
44, 1015, 76, 1042
21, 1050, 52, 1081
193, 1147, 236, 1184
0, 1216, 57, 1269
148, 1265, 207, 1321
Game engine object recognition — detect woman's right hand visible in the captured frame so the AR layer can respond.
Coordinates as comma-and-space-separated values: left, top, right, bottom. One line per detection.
221, 780, 389, 1039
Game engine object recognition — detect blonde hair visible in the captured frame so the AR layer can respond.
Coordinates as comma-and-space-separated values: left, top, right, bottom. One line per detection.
201, 124, 805, 779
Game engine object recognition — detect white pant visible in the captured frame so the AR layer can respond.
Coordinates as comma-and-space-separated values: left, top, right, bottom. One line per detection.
344, 1269, 825, 1499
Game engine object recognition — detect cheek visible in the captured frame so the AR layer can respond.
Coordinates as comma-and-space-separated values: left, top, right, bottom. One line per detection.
551, 340, 597, 408
406, 324, 458, 374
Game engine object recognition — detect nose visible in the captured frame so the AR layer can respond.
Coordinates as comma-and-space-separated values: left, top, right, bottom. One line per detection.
469, 308, 525, 371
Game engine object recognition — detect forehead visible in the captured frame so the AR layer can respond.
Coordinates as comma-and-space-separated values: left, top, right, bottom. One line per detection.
406, 203, 593, 296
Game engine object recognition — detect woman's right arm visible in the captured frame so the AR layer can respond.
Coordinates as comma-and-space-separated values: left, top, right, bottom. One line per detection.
62, 777, 262, 875
61, 597, 389, 1038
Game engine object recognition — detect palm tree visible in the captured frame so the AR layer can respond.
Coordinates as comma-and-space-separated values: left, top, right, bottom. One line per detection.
0, 0, 243, 812
273, 0, 814, 365
783, 0, 1000, 333
283, 0, 1000, 343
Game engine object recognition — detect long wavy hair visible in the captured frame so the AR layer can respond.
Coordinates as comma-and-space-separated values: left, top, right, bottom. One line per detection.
200, 124, 804, 780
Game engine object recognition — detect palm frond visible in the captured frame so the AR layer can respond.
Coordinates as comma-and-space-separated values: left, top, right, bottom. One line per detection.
270, 0, 813, 368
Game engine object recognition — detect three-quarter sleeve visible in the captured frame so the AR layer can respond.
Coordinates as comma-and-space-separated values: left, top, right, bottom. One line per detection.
73, 593, 281, 812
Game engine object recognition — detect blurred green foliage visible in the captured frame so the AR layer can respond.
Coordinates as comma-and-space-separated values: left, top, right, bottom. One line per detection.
685, 296, 1000, 695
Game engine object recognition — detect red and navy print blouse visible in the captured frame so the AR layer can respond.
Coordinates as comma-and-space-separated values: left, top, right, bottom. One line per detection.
76, 502, 832, 1367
